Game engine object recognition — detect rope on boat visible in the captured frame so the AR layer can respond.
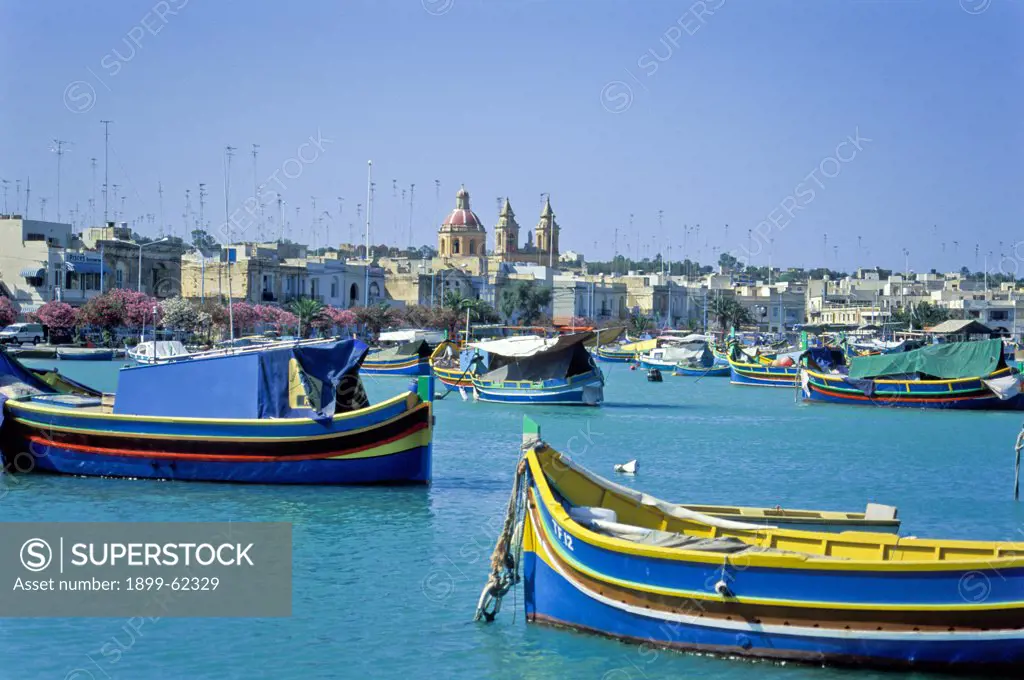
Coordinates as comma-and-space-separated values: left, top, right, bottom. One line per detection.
1015, 425, 1024, 501
474, 457, 529, 623
435, 353, 482, 400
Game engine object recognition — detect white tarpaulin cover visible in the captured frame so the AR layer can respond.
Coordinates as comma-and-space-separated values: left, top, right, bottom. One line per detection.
469, 332, 593, 358
378, 329, 446, 344
983, 374, 1022, 401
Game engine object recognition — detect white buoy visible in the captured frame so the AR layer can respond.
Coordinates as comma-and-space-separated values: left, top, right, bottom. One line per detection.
613, 459, 638, 475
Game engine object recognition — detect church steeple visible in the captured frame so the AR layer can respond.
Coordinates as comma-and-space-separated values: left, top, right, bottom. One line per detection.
535, 194, 559, 261
494, 197, 520, 258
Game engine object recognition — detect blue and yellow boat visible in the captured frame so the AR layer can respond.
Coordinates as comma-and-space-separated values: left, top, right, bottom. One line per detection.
469, 333, 604, 406
429, 340, 477, 389
728, 354, 799, 387
477, 417, 1024, 671
0, 341, 433, 484
801, 339, 1024, 410
672, 364, 730, 377
362, 330, 442, 376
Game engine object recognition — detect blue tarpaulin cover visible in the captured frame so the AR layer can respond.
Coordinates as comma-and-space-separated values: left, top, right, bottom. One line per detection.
114, 339, 368, 420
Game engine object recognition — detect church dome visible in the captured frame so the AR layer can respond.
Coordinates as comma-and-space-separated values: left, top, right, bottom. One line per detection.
440, 185, 485, 232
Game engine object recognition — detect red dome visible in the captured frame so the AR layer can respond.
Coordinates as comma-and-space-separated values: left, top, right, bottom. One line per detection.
442, 208, 483, 229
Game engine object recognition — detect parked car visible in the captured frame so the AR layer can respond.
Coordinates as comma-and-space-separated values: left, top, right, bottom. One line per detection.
0, 323, 45, 345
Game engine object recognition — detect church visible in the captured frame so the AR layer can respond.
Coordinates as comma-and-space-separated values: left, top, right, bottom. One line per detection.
436, 186, 561, 272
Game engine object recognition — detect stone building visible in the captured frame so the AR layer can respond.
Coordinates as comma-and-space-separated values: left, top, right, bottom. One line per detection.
489, 195, 561, 268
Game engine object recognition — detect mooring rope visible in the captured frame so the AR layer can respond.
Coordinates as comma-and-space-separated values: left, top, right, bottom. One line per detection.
474, 456, 529, 622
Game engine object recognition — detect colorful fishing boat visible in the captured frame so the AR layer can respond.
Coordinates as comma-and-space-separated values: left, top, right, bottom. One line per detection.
0, 340, 434, 484
672, 364, 731, 377
55, 347, 115, 361
728, 353, 800, 387
127, 339, 191, 365
638, 334, 714, 371
362, 330, 443, 376
594, 344, 636, 362
475, 417, 1024, 671
429, 340, 478, 389
800, 339, 1024, 410
469, 332, 604, 406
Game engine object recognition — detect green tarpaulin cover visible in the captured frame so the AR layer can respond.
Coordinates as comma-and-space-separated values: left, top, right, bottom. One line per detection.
847, 339, 1007, 380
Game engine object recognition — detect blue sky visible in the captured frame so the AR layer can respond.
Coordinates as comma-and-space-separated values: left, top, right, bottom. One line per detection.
1, 0, 1021, 273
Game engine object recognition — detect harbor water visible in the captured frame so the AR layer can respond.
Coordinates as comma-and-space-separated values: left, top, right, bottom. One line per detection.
4, 358, 1023, 679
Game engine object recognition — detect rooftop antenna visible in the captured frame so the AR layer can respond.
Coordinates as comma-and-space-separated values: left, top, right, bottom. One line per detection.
658, 209, 664, 276
434, 179, 440, 230
613, 227, 619, 274
158, 181, 165, 237
251, 143, 261, 242
1, 179, 8, 213
392, 179, 398, 244
40, 196, 48, 221
25, 177, 31, 218
275, 196, 284, 240
184, 189, 192, 235
355, 203, 362, 246
223, 144, 237, 341
365, 160, 373, 305
110, 184, 120, 220
50, 138, 71, 222
336, 196, 344, 247
198, 183, 207, 232
100, 120, 112, 223
89, 157, 98, 226
408, 183, 415, 248
311, 196, 319, 250
823, 232, 828, 262
120, 194, 126, 222
15, 179, 21, 215
401, 187, 406, 245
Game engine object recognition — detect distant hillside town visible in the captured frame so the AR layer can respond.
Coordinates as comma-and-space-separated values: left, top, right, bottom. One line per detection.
1, 186, 1022, 339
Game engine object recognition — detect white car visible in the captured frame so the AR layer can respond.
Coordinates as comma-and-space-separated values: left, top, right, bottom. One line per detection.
0, 323, 45, 345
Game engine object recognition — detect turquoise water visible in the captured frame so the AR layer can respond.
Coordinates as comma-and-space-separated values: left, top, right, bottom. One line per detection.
4, 359, 1024, 679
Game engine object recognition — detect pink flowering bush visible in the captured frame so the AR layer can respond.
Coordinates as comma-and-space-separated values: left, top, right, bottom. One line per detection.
0, 297, 17, 327
33, 301, 79, 331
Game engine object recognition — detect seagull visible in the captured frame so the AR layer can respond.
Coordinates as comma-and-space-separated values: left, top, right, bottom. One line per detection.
614, 460, 638, 475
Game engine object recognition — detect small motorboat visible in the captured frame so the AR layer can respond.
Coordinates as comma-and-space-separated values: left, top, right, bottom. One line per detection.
646, 368, 662, 382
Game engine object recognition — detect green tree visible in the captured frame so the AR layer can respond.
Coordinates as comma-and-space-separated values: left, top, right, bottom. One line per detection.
890, 302, 950, 329
289, 297, 326, 337
191, 229, 221, 255
708, 296, 752, 331
354, 303, 398, 342
499, 281, 552, 325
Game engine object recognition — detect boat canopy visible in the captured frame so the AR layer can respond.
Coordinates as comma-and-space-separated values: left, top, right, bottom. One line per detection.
378, 329, 446, 344
847, 338, 1008, 380
471, 332, 595, 382
114, 339, 369, 420
370, 339, 433, 360
469, 332, 593, 359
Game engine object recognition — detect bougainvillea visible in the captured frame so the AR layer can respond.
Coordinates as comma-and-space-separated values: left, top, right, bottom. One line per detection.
0, 297, 18, 327
33, 301, 79, 331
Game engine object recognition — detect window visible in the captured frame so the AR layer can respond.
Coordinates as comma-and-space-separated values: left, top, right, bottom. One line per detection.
469, 241, 476, 255
25, 233, 45, 241
452, 240, 460, 254
330, 277, 339, 298
115, 263, 126, 287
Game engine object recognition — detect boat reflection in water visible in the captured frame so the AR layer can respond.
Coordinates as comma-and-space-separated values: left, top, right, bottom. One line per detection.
0, 340, 433, 485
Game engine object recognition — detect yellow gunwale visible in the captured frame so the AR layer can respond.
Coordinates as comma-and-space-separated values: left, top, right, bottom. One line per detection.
5, 389, 416, 426
526, 444, 1024, 573
801, 366, 1012, 387
527, 496, 1024, 612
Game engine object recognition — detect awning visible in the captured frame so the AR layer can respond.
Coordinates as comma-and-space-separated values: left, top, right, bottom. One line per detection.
469, 331, 594, 358
848, 338, 1006, 380
19, 266, 45, 278
64, 260, 108, 274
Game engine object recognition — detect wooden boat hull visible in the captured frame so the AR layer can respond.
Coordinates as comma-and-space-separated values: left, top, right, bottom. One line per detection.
672, 365, 731, 377
595, 347, 634, 363
431, 364, 473, 388
518, 438, 1024, 670
473, 370, 604, 406
729, 359, 799, 387
56, 349, 115, 361
2, 391, 432, 484
801, 368, 1024, 410
361, 355, 431, 376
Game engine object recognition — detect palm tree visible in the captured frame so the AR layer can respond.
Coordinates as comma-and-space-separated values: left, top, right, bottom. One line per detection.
289, 297, 325, 338
708, 296, 752, 332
